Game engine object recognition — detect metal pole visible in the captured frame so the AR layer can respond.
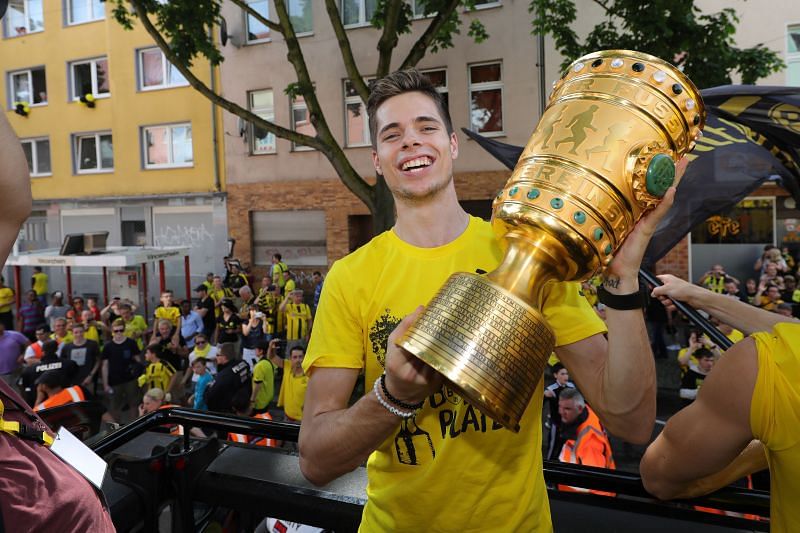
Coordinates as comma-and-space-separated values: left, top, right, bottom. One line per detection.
142, 263, 149, 319
158, 260, 166, 294
65, 266, 73, 303
13, 265, 21, 311
102, 267, 109, 306
184, 256, 191, 302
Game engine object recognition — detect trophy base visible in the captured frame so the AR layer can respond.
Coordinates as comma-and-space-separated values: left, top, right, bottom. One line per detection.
398, 272, 555, 432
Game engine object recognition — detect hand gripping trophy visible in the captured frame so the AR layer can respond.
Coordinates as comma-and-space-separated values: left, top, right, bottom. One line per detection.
399, 50, 705, 431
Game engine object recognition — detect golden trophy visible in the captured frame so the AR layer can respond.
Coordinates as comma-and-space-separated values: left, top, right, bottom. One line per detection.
399, 50, 705, 431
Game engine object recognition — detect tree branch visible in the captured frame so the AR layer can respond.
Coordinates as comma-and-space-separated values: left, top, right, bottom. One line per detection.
324, 0, 370, 103
399, 0, 462, 70
375, 0, 404, 78
273, 0, 376, 209
229, 0, 283, 34
589, 0, 611, 15
128, 0, 320, 149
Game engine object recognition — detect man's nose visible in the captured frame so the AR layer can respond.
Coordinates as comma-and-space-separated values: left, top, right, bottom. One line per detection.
401, 129, 422, 148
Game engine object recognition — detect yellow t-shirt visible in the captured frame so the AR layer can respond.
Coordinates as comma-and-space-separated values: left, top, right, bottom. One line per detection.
285, 303, 311, 340
85, 325, 101, 344
32, 272, 48, 296
0, 287, 14, 313
256, 290, 277, 334
727, 328, 745, 344
284, 278, 296, 295
750, 323, 800, 533
304, 217, 606, 533
278, 359, 308, 420
137, 360, 176, 392
209, 288, 232, 317
154, 305, 181, 328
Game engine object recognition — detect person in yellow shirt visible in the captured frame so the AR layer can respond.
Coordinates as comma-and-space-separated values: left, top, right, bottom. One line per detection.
271, 254, 288, 291
282, 271, 296, 295
299, 69, 672, 532
280, 290, 312, 342
209, 275, 233, 318
0, 275, 15, 331
137, 343, 178, 396
277, 344, 308, 422
642, 274, 799, 531
31, 266, 48, 305
153, 290, 181, 329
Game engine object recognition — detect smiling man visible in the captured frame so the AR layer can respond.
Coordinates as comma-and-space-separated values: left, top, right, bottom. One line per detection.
299, 69, 672, 532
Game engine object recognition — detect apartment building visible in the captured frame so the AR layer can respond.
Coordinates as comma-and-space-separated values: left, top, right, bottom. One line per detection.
1, 0, 228, 299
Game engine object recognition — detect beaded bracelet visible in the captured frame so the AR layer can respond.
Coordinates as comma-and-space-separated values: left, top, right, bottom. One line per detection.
380, 374, 426, 411
373, 377, 416, 419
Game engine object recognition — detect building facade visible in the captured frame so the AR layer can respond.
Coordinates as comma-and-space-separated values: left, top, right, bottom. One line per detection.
1, 0, 229, 305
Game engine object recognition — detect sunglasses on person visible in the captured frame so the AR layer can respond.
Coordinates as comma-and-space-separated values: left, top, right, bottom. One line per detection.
113, 328, 125, 333
195, 340, 207, 346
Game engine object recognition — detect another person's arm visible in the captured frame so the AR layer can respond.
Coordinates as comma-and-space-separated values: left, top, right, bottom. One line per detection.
653, 275, 796, 335
0, 113, 32, 264
641, 339, 761, 499
101, 360, 111, 393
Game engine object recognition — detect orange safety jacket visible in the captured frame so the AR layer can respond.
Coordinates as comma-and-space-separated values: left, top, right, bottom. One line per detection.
28, 342, 43, 360
227, 412, 278, 448
34, 386, 87, 412
558, 406, 616, 497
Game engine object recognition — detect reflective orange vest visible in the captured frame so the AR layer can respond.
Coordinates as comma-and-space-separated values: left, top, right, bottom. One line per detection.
558, 406, 616, 497
34, 386, 87, 412
28, 342, 43, 360
227, 412, 278, 448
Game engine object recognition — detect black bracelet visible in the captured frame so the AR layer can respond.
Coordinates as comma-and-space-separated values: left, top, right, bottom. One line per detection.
597, 284, 649, 310
380, 374, 425, 411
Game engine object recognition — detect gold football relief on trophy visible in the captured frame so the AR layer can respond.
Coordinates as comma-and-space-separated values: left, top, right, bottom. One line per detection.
399, 50, 706, 432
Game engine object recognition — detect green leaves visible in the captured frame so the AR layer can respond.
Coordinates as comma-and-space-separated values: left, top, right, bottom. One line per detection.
529, 0, 784, 88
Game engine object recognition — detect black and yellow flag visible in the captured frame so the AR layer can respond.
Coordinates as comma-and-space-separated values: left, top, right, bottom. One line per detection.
463, 85, 800, 263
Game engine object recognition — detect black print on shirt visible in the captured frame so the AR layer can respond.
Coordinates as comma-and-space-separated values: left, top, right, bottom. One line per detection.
395, 415, 435, 466
369, 309, 401, 368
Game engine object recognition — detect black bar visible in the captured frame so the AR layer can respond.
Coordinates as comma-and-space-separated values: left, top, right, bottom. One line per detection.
639, 268, 733, 350
91, 407, 300, 456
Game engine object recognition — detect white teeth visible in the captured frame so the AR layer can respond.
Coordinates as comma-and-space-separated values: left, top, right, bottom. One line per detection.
402, 157, 432, 170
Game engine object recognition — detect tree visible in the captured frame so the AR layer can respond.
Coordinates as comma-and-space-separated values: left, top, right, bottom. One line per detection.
110, 0, 491, 233
529, 0, 784, 89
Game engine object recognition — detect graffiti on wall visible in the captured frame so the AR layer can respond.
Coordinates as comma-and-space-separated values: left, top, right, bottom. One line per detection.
154, 223, 214, 248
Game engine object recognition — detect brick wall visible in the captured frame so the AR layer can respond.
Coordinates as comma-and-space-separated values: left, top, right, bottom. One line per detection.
655, 235, 690, 280
226, 170, 510, 277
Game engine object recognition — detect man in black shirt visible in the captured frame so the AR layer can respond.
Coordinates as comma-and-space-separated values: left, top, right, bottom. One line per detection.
205, 342, 251, 413
60, 323, 100, 388
194, 285, 216, 340
102, 319, 142, 423
18, 340, 78, 406
543, 363, 576, 460
678, 348, 715, 406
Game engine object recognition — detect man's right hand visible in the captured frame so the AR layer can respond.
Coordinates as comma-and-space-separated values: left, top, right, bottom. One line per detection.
652, 274, 703, 310
383, 306, 443, 405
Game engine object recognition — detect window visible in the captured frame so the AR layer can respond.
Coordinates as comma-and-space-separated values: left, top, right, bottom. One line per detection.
67, 0, 104, 25
21, 137, 51, 177
249, 89, 276, 155
344, 80, 370, 147
291, 95, 316, 150
468, 62, 503, 134
288, 0, 313, 35
789, 24, 800, 87
410, 0, 435, 18
138, 48, 188, 91
472, 0, 501, 8
9, 67, 47, 106
74, 132, 113, 173
423, 68, 448, 110
142, 123, 193, 169
251, 210, 327, 267
341, 0, 377, 27
245, 0, 270, 43
70, 57, 110, 100
4, 0, 44, 37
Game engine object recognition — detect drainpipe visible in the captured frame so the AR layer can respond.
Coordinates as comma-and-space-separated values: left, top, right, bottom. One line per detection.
537, 32, 547, 117
210, 61, 221, 192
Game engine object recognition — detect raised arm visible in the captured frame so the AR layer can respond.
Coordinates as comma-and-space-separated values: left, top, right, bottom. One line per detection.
0, 113, 32, 265
653, 274, 797, 336
640, 338, 760, 499
556, 185, 682, 444
298, 308, 442, 486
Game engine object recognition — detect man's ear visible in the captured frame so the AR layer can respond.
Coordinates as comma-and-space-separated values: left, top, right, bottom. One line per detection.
372, 150, 383, 175
449, 131, 459, 160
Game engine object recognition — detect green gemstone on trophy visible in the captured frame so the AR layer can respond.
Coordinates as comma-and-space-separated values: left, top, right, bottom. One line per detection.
604, 244, 613, 255
509, 186, 518, 197
645, 154, 675, 197
550, 198, 564, 209
573, 211, 586, 224
527, 188, 540, 200
593, 228, 604, 241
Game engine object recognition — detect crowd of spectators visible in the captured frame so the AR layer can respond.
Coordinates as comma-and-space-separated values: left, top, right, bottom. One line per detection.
0, 252, 325, 448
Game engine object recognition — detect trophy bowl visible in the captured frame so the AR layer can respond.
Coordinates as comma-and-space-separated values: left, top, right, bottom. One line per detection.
399, 50, 705, 432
